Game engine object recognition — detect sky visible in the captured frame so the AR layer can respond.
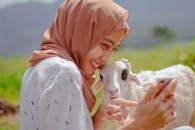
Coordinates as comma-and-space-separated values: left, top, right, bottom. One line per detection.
0, 0, 57, 8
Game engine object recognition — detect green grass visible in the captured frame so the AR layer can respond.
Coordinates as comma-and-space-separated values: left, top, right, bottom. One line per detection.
0, 41, 194, 129
0, 122, 19, 130
0, 57, 28, 129
0, 56, 28, 104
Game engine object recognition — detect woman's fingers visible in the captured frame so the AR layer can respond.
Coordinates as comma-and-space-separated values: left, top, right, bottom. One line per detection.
102, 98, 138, 122
103, 103, 121, 115
103, 108, 129, 122
164, 107, 176, 124
144, 78, 173, 102
152, 97, 176, 124
164, 102, 176, 124
102, 103, 123, 121
157, 96, 175, 112
131, 79, 177, 130
112, 98, 138, 107
144, 84, 160, 102
154, 78, 177, 103
164, 96, 175, 109
103, 111, 122, 121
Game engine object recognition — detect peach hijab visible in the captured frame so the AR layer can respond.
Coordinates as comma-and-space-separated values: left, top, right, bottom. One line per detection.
29, 0, 129, 112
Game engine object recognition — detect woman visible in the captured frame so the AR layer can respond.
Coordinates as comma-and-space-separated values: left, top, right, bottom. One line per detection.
20, 0, 177, 130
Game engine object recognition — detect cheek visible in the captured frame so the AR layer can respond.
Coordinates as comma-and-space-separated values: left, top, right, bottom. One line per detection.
88, 46, 103, 59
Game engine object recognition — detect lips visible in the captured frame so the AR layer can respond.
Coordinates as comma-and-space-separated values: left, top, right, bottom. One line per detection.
89, 60, 104, 75
91, 61, 99, 70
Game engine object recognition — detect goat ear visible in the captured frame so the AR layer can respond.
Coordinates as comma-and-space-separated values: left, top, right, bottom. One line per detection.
93, 78, 102, 94
127, 62, 131, 70
120, 58, 132, 70
128, 73, 140, 85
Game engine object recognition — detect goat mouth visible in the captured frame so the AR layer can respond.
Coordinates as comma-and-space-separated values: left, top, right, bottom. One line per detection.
110, 96, 118, 100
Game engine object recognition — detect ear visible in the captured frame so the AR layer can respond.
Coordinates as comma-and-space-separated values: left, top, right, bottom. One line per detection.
127, 62, 132, 70
120, 58, 132, 70
128, 73, 140, 85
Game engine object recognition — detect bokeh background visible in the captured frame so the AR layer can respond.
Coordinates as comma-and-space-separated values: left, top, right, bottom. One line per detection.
0, 0, 194, 129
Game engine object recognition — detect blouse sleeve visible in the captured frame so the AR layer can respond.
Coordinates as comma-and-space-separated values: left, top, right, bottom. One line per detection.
36, 66, 93, 130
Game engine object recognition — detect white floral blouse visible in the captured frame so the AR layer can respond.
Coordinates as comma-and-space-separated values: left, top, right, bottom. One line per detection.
20, 57, 94, 130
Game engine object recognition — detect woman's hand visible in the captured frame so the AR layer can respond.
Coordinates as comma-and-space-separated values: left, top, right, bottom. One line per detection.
119, 78, 177, 130
93, 99, 137, 130
93, 102, 122, 130
103, 99, 138, 122
94, 78, 177, 130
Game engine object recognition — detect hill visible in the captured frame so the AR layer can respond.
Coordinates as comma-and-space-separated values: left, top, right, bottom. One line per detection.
0, 0, 195, 56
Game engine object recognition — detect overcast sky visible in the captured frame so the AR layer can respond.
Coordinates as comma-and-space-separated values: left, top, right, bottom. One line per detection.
0, 0, 57, 8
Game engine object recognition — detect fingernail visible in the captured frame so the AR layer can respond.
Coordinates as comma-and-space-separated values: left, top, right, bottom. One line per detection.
166, 94, 174, 98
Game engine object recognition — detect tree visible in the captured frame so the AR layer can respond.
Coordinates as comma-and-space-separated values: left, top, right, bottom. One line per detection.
182, 53, 195, 71
152, 26, 176, 42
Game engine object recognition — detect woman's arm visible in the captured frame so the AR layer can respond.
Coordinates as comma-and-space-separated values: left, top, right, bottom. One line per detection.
92, 105, 106, 130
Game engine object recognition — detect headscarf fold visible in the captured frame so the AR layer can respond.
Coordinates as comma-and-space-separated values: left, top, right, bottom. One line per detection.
29, 0, 129, 112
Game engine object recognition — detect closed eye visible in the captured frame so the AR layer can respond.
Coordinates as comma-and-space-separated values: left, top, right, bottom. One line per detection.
101, 42, 112, 50
101, 39, 120, 52
101, 43, 111, 50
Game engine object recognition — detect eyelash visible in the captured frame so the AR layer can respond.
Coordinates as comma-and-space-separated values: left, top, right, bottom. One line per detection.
101, 43, 118, 52
101, 43, 110, 49
113, 47, 118, 52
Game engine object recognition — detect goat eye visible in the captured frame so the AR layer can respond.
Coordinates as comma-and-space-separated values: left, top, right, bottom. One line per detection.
121, 69, 129, 81
100, 74, 103, 81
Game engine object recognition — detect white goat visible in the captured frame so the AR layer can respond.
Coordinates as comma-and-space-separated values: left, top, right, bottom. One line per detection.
100, 59, 195, 130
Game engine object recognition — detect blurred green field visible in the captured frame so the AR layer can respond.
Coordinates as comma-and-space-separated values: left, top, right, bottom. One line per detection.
112, 42, 195, 72
0, 41, 194, 129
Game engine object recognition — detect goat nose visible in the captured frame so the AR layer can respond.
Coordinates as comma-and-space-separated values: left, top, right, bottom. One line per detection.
114, 88, 119, 93
109, 88, 119, 96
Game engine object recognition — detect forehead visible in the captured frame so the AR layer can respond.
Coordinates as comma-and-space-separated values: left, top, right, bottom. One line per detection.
104, 29, 128, 45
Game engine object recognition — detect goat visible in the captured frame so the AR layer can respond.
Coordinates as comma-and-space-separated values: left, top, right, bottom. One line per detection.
100, 59, 195, 130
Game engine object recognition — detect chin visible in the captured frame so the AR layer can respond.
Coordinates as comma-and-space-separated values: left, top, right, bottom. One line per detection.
89, 68, 95, 76
88, 71, 95, 76
85, 69, 94, 76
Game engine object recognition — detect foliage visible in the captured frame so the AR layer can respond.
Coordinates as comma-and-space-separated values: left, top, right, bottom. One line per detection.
0, 57, 28, 104
152, 26, 176, 42
181, 53, 195, 71
112, 42, 195, 72
0, 120, 19, 130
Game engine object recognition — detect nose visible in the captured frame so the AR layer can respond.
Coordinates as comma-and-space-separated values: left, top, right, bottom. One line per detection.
109, 88, 120, 97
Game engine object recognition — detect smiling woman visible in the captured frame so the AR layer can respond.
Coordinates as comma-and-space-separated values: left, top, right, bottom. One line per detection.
81, 29, 128, 76
20, 0, 130, 130
19, 0, 178, 130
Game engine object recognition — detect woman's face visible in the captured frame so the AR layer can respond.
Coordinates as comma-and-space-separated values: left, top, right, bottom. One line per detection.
81, 29, 127, 76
